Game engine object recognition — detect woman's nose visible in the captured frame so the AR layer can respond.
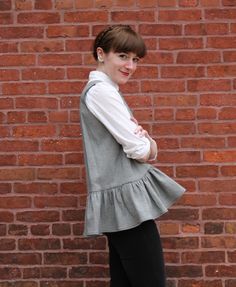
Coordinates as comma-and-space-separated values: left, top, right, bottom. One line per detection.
125, 59, 135, 70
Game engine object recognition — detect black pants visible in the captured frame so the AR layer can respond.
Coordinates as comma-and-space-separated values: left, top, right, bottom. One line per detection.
105, 220, 166, 287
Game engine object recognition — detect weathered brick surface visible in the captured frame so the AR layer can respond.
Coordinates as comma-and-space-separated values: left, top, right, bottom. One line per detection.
0, 0, 235, 286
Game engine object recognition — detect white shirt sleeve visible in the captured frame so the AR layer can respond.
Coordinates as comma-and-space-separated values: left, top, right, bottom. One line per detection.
85, 82, 152, 160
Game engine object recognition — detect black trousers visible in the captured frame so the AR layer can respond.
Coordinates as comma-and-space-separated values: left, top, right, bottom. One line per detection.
105, 220, 166, 287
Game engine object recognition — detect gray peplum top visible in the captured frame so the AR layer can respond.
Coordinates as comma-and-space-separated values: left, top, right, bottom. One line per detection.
80, 80, 186, 236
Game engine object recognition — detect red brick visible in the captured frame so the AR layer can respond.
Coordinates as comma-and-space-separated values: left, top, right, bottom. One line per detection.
159, 9, 202, 21
198, 122, 236, 135
182, 251, 225, 263
159, 38, 203, 50
200, 0, 220, 6
16, 211, 60, 222
197, 108, 217, 120
161, 66, 204, 78
159, 222, 180, 235
225, 223, 236, 234
0, 42, 18, 53
15, 0, 33, 10
0, 27, 43, 39
208, 65, 236, 77
21, 40, 64, 52
49, 81, 84, 94
0, 197, 31, 209
204, 151, 236, 162
0, 140, 39, 152
55, 0, 74, 9
19, 238, 61, 250
0, 13, 13, 24
202, 236, 236, 248
205, 8, 236, 19
161, 209, 199, 220
0, 169, 35, 181
22, 68, 65, 81
0, 267, 21, 279
141, 80, 185, 93
158, 151, 200, 163
176, 108, 195, 120
179, 0, 198, 6
0, 183, 11, 194
37, 167, 80, 180
200, 93, 236, 106
18, 154, 62, 165
162, 237, 199, 249
199, 179, 236, 193
179, 279, 222, 287
154, 108, 174, 120
177, 165, 218, 177
39, 54, 82, 66
17, 12, 60, 24
206, 265, 236, 277
52, 223, 71, 236
223, 0, 236, 5
178, 194, 217, 206
64, 11, 108, 23
45, 252, 87, 264
34, 196, 78, 208
185, 23, 228, 35
35, 0, 52, 9
207, 36, 236, 48
8, 224, 28, 236
63, 237, 106, 250
0, 253, 42, 265
0, 239, 15, 250
111, 11, 155, 22
182, 223, 200, 234
219, 194, 236, 205
0, 211, 14, 222
139, 24, 182, 36
16, 97, 58, 109
0, 0, 12, 10
177, 51, 220, 63
60, 182, 86, 194
41, 139, 82, 152
89, 252, 109, 265
15, 182, 58, 195
47, 25, 89, 38
69, 266, 109, 278
2, 82, 46, 95
221, 165, 236, 176
204, 222, 224, 234
224, 51, 236, 62
202, 208, 236, 220
31, 225, 50, 236
28, 111, 47, 123
0, 54, 35, 66
115, 0, 136, 6
62, 209, 84, 221
7, 111, 26, 124
153, 123, 195, 135
13, 125, 56, 138
188, 79, 231, 92
41, 282, 83, 287
137, 0, 157, 7
0, 155, 16, 166
67, 67, 91, 80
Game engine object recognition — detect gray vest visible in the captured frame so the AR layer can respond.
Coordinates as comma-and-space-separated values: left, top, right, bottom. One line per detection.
80, 81, 185, 236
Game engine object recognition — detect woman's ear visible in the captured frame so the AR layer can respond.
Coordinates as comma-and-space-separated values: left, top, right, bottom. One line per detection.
97, 47, 104, 63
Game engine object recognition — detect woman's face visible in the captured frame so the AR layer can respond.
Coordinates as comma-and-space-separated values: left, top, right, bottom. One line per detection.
97, 49, 140, 85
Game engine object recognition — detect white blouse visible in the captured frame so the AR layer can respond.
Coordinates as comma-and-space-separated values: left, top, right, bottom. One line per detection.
85, 70, 156, 160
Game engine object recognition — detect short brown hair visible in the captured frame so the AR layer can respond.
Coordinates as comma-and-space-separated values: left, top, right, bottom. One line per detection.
93, 25, 147, 61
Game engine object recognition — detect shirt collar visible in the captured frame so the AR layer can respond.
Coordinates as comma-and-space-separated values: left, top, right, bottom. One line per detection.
88, 70, 119, 91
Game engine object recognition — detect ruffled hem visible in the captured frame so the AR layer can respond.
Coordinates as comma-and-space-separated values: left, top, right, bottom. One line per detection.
83, 166, 186, 236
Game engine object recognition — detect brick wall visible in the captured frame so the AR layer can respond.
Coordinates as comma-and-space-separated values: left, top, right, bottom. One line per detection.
0, 0, 235, 286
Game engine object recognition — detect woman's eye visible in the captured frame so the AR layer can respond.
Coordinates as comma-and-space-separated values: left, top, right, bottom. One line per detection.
119, 54, 128, 59
133, 57, 140, 63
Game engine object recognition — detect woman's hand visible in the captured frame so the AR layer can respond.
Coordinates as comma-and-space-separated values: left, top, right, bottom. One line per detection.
130, 117, 157, 162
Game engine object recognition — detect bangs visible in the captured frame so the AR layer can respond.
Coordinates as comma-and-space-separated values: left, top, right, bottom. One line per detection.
111, 30, 146, 58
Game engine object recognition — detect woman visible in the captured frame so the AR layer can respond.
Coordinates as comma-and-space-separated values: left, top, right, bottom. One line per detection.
80, 25, 185, 287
